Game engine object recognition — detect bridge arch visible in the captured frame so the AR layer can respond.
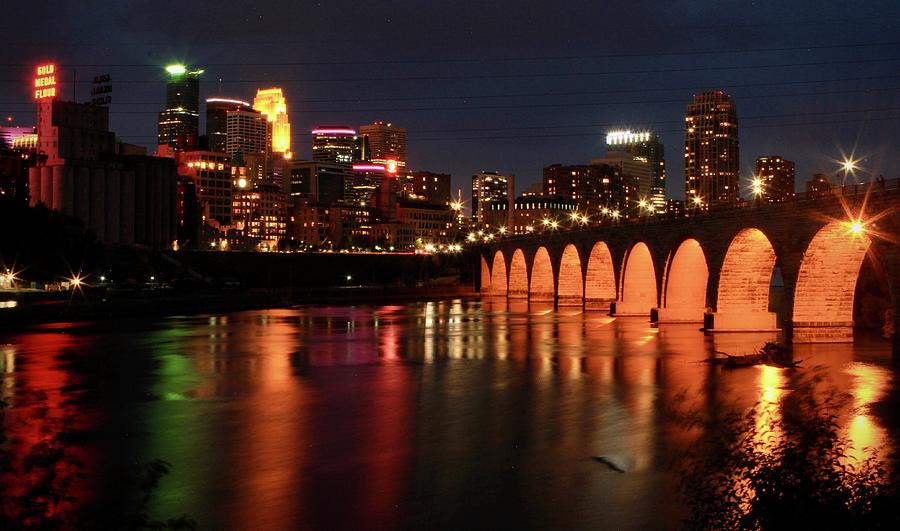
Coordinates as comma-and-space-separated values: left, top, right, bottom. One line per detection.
530, 246, 555, 301
480, 256, 491, 293
585, 241, 616, 311
713, 228, 778, 330
508, 249, 529, 299
793, 221, 871, 342
660, 238, 708, 322
490, 250, 508, 297
557, 244, 584, 306
616, 241, 657, 316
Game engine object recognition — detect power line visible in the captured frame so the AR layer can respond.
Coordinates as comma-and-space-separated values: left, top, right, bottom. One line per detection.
4, 40, 900, 68
2, 73, 899, 107
2, 57, 897, 84
5, 85, 896, 115
102, 108, 900, 142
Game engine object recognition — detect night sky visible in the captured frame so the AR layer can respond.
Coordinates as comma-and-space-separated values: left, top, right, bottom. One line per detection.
3, 0, 900, 204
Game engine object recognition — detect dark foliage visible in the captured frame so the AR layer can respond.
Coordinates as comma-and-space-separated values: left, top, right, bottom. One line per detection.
675, 372, 900, 530
1, 392, 195, 530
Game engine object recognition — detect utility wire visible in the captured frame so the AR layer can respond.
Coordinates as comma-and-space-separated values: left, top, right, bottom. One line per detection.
2, 73, 899, 106
2, 57, 897, 84
4, 40, 900, 67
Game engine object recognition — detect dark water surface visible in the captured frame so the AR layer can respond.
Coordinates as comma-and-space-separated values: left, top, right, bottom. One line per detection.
2, 298, 897, 529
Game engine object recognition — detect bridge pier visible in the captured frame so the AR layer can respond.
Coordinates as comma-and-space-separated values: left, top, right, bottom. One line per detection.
704, 311, 779, 332
791, 321, 854, 343
530, 291, 555, 303
584, 298, 614, 311
557, 295, 584, 307
656, 306, 706, 323
613, 300, 653, 317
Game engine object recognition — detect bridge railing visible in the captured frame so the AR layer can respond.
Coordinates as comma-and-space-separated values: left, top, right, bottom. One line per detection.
489, 178, 900, 240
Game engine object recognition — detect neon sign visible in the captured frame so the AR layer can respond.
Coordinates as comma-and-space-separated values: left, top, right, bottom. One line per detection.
34, 64, 57, 100
385, 160, 398, 174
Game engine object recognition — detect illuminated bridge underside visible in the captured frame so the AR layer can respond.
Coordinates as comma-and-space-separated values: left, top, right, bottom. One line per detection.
479, 188, 900, 347
711, 228, 778, 331
792, 222, 871, 342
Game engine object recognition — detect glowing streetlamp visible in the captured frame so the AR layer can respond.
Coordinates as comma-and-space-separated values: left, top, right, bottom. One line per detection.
840, 158, 859, 174
750, 177, 765, 205
691, 195, 704, 210
498, 226, 507, 235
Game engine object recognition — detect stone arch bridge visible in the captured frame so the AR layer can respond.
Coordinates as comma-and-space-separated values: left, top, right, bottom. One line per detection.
478, 185, 900, 355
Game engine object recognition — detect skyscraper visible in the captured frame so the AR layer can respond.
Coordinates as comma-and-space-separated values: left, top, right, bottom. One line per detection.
605, 130, 666, 212
226, 108, 269, 158
471, 171, 512, 225
755, 155, 796, 203
402, 171, 452, 205
684, 91, 739, 208
311, 126, 364, 164
543, 164, 628, 214
252, 88, 291, 155
359, 121, 406, 168
157, 64, 202, 152
206, 98, 251, 153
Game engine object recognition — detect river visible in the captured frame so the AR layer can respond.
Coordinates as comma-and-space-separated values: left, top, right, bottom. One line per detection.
1, 298, 897, 529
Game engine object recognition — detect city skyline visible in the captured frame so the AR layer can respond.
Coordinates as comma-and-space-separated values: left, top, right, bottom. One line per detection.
1, 1, 899, 203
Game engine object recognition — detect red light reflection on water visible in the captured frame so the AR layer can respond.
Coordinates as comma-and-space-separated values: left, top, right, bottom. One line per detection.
1, 330, 97, 525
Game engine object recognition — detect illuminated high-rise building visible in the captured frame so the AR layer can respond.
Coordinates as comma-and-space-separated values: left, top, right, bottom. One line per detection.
157, 64, 202, 152
226, 108, 268, 158
755, 155, 795, 203
471, 171, 513, 225
311, 126, 364, 164
206, 98, 251, 153
359, 121, 406, 167
684, 91, 739, 208
252, 88, 291, 155
806, 173, 833, 199
402, 171, 452, 205
605, 130, 666, 212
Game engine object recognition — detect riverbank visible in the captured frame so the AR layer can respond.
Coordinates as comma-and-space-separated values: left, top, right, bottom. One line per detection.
0, 284, 477, 328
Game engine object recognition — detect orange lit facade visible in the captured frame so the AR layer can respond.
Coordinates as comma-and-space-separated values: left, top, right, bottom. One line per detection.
252, 88, 291, 156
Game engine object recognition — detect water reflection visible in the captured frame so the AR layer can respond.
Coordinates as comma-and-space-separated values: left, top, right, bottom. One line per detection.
0, 300, 896, 530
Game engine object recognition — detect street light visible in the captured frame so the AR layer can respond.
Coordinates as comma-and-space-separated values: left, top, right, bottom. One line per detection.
692, 195, 704, 209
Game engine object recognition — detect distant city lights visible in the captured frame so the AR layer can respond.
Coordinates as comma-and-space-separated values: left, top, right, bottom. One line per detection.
606, 130, 651, 145
312, 128, 357, 136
